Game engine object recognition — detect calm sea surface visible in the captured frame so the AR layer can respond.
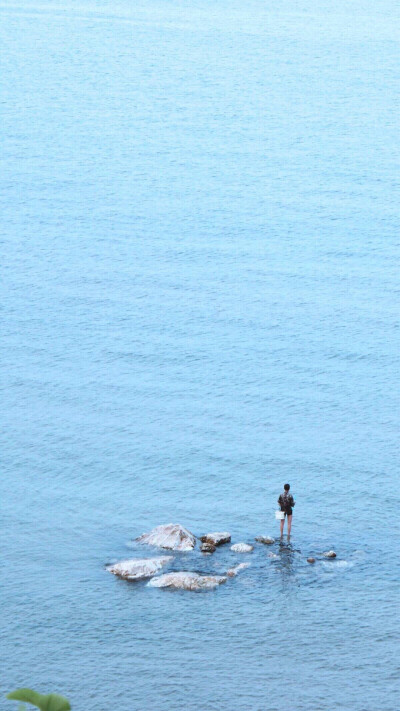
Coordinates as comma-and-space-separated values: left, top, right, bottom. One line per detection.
1, 1, 399, 709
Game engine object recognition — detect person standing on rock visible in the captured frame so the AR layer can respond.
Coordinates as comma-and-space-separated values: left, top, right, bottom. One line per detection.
278, 483, 295, 537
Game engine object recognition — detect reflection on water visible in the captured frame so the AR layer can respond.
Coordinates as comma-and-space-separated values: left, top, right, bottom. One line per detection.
276, 539, 298, 584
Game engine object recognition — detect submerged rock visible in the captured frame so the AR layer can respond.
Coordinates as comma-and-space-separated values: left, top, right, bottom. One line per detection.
323, 550, 337, 558
255, 536, 275, 545
231, 543, 254, 553
352, 550, 366, 558
226, 562, 250, 577
107, 557, 172, 581
307, 557, 316, 564
200, 542, 216, 554
148, 572, 226, 591
330, 560, 352, 569
136, 524, 196, 551
200, 532, 231, 546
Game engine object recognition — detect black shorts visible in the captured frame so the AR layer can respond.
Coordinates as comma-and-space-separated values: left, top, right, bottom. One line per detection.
282, 509, 293, 516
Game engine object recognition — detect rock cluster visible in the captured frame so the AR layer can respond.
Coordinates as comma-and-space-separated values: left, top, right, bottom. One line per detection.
107, 521, 341, 591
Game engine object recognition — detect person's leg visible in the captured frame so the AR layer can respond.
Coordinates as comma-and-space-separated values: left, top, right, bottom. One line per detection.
287, 515, 292, 537
280, 516, 285, 536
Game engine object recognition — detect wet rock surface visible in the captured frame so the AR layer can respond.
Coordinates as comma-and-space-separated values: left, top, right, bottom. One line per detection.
148, 572, 227, 591
231, 542, 254, 553
200, 542, 216, 554
136, 523, 196, 551
226, 562, 251, 577
107, 557, 172, 580
323, 550, 337, 558
307, 557, 316, 564
255, 536, 275, 545
200, 532, 231, 546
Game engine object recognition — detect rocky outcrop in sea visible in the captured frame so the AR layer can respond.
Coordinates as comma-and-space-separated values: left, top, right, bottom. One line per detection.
107, 557, 172, 580
136, 523, 196, 551
148, 572, 227, 591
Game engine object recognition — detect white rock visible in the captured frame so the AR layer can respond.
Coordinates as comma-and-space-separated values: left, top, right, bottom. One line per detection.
231, 543, 254, 553
226, 562, 250, 577
136, 524, 196, 551
148, 572, 227, 591
107, 557, 172, 580
323, 550, 337, 558
255, 536, 275, 545
200, 532, 231, 546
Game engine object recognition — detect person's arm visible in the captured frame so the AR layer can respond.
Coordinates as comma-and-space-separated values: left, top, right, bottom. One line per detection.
290, 495, 295, 507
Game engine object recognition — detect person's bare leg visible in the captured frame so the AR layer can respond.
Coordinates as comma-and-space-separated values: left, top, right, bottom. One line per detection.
280, 517, 285, 537
287, 515, 292, 537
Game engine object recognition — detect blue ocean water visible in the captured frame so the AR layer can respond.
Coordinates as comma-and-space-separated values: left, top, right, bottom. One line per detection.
1, 0, 399, 709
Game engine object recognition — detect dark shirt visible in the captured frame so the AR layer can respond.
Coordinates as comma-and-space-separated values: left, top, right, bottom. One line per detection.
278, 492, 295, 514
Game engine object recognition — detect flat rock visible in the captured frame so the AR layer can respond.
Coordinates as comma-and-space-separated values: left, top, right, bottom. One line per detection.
200, 532, 231, 546
226, 562, 250, 577
231, 543, 254, 553
148, 572, 227, 591
307, 557, 316, 564
107, 557, 172, 581
323, 550, 337, 558
255, 536, 275, 545
136, 524, 196, 551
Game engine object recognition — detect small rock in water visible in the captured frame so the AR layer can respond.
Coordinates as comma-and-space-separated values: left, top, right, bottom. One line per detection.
107, 557, 172, 581
268, 553, 279, 559
307, 557, 316, 564
136, 523, 196, 551
200, 532, 231, 546
226, 562, 250, 577
255, 536, 275, 545
231, 543, 254, 553
148, 572, 226, 591
200, 542, 216, 554
323, 550, 337, 558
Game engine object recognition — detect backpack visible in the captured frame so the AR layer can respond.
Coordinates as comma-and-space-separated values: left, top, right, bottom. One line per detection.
279, 492, 293, 513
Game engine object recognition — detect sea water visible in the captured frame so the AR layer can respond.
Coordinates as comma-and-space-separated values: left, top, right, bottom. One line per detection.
1, 1, 399, 709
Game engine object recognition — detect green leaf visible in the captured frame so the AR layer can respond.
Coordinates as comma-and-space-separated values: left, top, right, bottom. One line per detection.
38, 695, 71, 711
7, 689, 71, 711
7, 691, 43, 707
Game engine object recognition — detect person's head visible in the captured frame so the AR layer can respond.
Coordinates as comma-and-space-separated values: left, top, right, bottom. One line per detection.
284, 483, 290, 492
